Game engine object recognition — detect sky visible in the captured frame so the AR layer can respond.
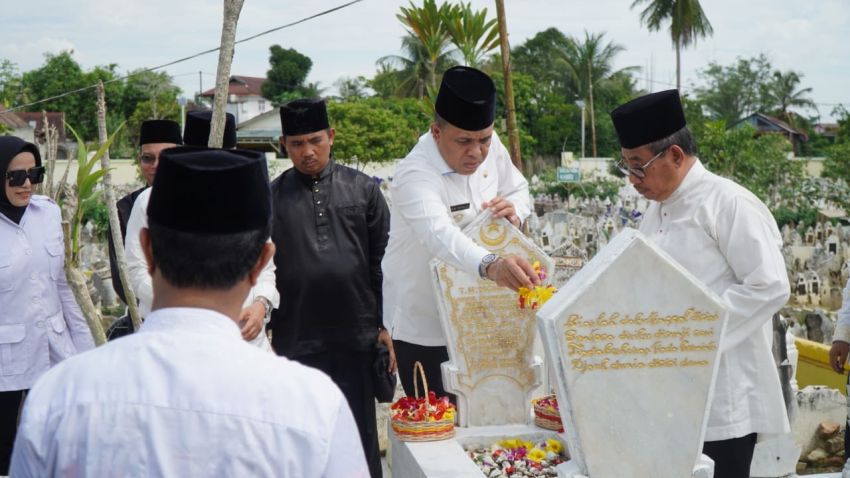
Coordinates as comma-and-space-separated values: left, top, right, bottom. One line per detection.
2, 0, 848, 121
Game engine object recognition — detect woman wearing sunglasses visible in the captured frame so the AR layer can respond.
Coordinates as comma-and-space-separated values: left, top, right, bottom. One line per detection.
0, 136, 94, 473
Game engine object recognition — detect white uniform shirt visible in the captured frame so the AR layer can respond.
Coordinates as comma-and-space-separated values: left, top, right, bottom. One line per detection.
832, 279, 850, 343
124, 188, 279, 349
382, 131, 530, 346
11, 307, 369, 478
0, 195, 93, 391
638, 160, 791, 441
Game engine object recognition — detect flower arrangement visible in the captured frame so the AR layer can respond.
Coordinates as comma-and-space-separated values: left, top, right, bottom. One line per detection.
518, 261, 557, 310
390, 390, 455, 423
469, 437, 567, 477
532, 395, 563, 432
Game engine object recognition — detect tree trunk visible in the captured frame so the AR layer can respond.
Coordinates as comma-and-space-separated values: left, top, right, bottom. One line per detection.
588, 61, 597, 158
63, 218, 107, 345
675, 39, 681, 92
495, 0, 523, 171
41, 112, 59, 200
96, 82, 142, 332
209, 0, 246, 148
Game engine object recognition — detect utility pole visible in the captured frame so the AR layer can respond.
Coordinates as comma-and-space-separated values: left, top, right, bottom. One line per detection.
494, 0, 522, 172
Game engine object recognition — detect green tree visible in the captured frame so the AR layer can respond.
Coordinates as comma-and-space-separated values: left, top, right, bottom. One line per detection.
699, 121, 800, 200
326, 98, 430, 164
0, 59, 23, 106
20, 51, 124, 141
764, 70, 816, 127
511, 28, 572, 94
335, 76, 369, 101
442, 2, 499, 68
559, 31, 638, 157
632, 0, 713, 91
261, 45, 314, 104
822, 142, 850, 182
694, 54, 773, 124
377, 33, 456, 99
396, 0, 455, 93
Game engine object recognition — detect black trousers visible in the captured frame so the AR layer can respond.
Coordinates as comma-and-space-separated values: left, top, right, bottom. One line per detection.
295, 350, 381, 478
393, 340, 454, 402
702, 433, 757, 478
0, 390, 26, 474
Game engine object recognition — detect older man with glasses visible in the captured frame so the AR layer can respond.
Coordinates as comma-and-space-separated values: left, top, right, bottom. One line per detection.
611, 89, 791, 478
105, 120, 182, 338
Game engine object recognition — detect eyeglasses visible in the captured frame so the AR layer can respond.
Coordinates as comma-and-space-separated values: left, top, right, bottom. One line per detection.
138, 153, 158, 165
617, 148, 668, 179
6, 166, 45, 187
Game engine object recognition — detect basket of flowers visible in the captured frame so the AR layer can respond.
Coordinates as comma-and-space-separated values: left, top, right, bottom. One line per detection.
390, 361, 455, 442
531, 395, 563, 432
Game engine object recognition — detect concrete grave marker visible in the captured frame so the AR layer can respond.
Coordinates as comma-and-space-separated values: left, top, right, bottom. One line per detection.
538, 228, 727, 478
431, 212, 554, 427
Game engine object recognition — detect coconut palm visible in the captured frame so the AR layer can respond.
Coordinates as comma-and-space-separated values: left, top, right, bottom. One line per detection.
766, 70, 816, 127
442, 3, 500, 68
559, 31, 639, 156
377, 33, 456, 99
397, 0, 455, 93
632, 0, 713, 91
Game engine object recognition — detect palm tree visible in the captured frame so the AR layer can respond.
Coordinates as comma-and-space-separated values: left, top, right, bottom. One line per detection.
442, 3, 500, 68
559, 32, 638, 156
397, 0, 455, 93
766, 70, 816, 127
632, 0, 713, 91
377, 33, 456, 98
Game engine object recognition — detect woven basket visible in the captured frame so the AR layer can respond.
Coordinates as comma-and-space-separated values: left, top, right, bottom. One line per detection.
391, 361, 455, 442
532, 395, 563, 432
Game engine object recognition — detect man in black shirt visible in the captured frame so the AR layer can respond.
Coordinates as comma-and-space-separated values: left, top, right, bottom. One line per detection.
270, 98, 393, 478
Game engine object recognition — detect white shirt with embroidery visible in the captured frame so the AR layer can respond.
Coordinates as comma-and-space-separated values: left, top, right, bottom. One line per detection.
124, 188, 279, 349
11, 307, 369, 478
638, 159, 791, 441
382, 131, 530, 346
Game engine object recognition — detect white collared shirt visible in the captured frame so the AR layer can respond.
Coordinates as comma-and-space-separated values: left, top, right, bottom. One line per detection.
11, 307, 369, 478
382, 131, 530, 346
124, 188, 279, 349
834, 279, 850, 342
638, 159, 791, 441
0, 195, 94, 392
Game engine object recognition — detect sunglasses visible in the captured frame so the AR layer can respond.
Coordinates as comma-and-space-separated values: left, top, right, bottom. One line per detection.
6, 166, 46, 187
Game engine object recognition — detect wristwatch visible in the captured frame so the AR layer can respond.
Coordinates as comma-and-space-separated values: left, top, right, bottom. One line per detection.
478, 253, 499, 279
254, 296, 273, 324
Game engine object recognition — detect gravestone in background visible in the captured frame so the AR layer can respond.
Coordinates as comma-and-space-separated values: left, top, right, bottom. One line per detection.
431, 212, 554, 427
538, 228, 726, 478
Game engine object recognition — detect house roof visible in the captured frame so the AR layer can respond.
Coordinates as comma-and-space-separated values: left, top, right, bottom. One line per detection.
733, 112, 809, 142
16, 112, 66, 143
201, 76, 266, 98
0, 105, 30, 129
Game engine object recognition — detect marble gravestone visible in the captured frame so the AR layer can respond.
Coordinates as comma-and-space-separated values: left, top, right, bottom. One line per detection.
430, 212, 554, 427
538, 228, 727, 478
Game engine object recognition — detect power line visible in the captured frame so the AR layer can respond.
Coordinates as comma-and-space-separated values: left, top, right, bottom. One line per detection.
0, 0, 364, 115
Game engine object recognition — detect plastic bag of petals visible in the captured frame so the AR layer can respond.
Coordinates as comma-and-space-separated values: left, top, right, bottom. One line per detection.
390, 361, 455, 442
518, 261, 557, 310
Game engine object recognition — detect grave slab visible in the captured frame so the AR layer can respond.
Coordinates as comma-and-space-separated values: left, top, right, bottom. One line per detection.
538, 228, 728, 478
431, 212, 554, 427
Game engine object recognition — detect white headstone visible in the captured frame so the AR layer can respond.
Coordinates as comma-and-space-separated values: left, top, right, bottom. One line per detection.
538, 228, 728, 478
431, 212, 554, 427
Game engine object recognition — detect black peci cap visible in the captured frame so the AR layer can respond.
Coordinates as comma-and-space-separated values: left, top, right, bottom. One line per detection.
610, 89, 687, 149
139, 119, 183, 146
434, 66, 496, 131
280, 98, 330, 136
148, 146, 270, 233
183, 111, 237, 149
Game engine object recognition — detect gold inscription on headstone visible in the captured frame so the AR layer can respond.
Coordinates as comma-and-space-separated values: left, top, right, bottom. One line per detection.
562, 308, 720, 374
